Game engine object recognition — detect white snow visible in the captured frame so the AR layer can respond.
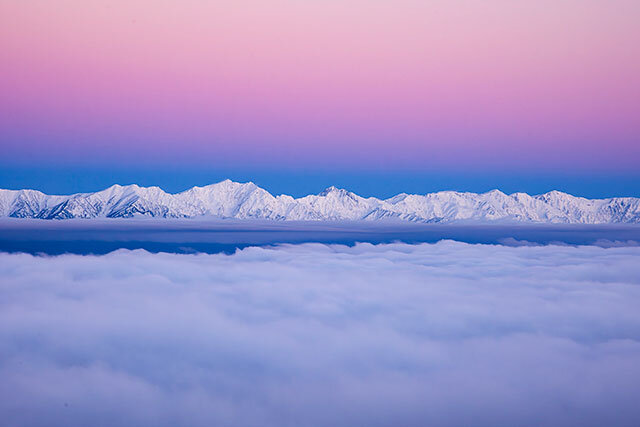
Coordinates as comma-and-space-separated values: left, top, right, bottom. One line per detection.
0, 180, 638, 223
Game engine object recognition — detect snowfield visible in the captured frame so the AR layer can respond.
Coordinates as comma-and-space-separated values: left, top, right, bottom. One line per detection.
1, 179, 639, 223
1, 241, 640, 426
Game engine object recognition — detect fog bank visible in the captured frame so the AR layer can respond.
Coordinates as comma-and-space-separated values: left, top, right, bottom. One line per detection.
1, 241, 640, 426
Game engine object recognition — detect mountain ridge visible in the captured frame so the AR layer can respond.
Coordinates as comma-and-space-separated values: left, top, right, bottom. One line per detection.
0, 180, 639, 223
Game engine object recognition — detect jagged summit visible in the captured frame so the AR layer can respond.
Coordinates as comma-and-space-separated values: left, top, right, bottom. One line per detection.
0, 180, 638, 223
318, 186, 339, 195
318, 186, 353, 197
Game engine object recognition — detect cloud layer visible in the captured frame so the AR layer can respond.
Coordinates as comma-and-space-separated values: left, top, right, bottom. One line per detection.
1, 241, 640, 426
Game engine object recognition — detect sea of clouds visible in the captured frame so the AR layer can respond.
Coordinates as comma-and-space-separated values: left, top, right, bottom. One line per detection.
1, 241, 640, 426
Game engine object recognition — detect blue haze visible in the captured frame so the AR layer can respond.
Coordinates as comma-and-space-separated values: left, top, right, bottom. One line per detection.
1, 219, 638, 255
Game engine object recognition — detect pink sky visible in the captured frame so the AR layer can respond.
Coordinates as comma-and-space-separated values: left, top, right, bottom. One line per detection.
1, 0, 639, 171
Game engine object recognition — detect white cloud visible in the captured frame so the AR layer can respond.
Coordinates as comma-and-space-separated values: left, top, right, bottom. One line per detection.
1, 241, 640, 426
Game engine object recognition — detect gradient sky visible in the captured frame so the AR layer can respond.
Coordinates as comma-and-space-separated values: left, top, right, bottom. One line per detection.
1, 1, 639, 196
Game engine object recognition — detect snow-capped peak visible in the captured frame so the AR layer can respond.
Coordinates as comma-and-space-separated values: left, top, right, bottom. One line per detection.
318, 186, 355, 198
0, 181, 638, 224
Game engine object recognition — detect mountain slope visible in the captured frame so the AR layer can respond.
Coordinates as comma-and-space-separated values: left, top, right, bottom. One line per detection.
0, 180, 638, 223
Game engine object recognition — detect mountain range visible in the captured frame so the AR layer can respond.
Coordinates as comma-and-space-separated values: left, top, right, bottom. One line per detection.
1, 180, 639, 223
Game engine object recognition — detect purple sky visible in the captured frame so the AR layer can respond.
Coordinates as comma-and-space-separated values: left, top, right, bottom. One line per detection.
1, 1, 639, 194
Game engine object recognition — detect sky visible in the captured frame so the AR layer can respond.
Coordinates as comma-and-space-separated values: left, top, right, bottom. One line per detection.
1, 1, 639, 196
2, 241, 640, 426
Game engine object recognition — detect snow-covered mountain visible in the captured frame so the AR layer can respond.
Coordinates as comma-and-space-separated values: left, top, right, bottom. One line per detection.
0, 180, 639, 223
